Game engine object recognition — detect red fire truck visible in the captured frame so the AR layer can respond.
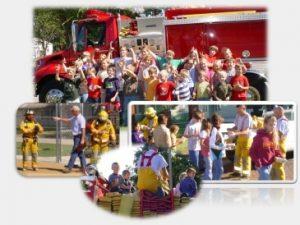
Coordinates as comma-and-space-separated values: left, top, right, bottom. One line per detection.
34, 7, 267, 102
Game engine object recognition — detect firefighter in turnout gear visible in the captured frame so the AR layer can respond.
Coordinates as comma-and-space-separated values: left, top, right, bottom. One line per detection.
19, 110, 44, 171
228, 105, 253, 178
270, 106, 289, 180
90, 110, 116, 164
139, 107, 158, 141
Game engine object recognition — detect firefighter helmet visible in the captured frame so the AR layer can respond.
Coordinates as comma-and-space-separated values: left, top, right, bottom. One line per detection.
145, 107, 156, 117
25, 110, 35, 116
98, 110, 109, 121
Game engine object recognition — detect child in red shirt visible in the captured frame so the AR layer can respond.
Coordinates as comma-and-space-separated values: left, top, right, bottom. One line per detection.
204, 45, 218, 68
230, 64, 249, 101
87, 68, 102, 103
155, 70, 176, 101
249, 115, 284, 180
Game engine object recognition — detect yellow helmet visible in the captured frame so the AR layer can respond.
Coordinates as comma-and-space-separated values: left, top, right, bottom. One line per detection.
145, 107, 156, 117
98, 110, 109, 121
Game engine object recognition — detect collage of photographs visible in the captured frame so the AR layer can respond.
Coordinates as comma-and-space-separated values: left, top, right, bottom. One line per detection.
14, 5, 297, 219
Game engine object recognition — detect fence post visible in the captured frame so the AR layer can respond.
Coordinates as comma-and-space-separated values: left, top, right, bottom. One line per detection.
55, 103, 62, 163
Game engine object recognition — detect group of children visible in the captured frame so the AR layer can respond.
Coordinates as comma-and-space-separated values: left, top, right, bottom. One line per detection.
103, 160, 198, 198
133, 106, 289, 181
55, 44, 250, 107
174, 167, 198, 198
107, 162, 135, 194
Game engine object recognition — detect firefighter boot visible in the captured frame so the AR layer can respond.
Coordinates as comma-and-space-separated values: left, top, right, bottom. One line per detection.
32, 152, 38, 171
22, 148, 29, 171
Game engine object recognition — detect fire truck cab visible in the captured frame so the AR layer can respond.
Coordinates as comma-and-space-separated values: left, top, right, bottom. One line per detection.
35, 7, 268, 102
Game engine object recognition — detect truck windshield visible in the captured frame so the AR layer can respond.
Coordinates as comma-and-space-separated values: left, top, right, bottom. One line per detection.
75, 21, 106, 51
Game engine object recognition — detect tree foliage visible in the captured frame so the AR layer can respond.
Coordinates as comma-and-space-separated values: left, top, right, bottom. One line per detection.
33, 8, 86, 54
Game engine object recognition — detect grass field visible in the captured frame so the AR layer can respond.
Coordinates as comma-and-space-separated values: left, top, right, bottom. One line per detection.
16, 142, 72, 157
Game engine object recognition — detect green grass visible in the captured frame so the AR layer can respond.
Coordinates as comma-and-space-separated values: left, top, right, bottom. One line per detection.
16, 142, 72, 157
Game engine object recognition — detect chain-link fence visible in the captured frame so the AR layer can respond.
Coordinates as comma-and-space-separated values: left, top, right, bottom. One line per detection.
16, 103, 120, 163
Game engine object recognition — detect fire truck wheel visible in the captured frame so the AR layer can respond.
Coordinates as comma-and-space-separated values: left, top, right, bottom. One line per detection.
247, 86, 261, 101
39, 80, 65, 103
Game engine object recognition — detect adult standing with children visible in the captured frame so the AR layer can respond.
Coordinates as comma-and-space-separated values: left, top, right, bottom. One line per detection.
228, 105, 253, 178
53, 105, 87, 173
153, 114, 172, 152
153, 114, 173, 188
136, 135, 170, 197
270, 106, 289, 180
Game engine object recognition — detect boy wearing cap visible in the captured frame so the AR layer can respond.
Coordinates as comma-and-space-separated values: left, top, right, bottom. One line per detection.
19, 110, 44, 171
90, 110, 116, 164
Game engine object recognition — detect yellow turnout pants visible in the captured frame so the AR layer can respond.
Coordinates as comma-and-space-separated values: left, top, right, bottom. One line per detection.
90, 143, 109, 164
21, 138, 38, 168
234, 136, 253, 176
270, 139, 287, 180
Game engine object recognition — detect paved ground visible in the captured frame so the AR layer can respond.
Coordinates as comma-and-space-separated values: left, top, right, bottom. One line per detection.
222, 158, 294, 181
16, 160, 83, 177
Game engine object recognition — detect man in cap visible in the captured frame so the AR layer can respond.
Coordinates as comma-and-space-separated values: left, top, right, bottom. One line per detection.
19, 110, 44, 171
270, 106, 289, 180
139, 107, 158, 141
228, 105, 253, 178
53, 105, 87, 173
89, 110, 116, 164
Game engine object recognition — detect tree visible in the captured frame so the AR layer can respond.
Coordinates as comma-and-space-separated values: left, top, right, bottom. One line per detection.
33, 8, 86, 55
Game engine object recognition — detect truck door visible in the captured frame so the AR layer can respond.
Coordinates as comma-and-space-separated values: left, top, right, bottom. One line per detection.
70, 20, 107, 62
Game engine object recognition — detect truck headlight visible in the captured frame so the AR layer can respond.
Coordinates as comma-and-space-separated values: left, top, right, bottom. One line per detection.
242, 50, 251, 58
